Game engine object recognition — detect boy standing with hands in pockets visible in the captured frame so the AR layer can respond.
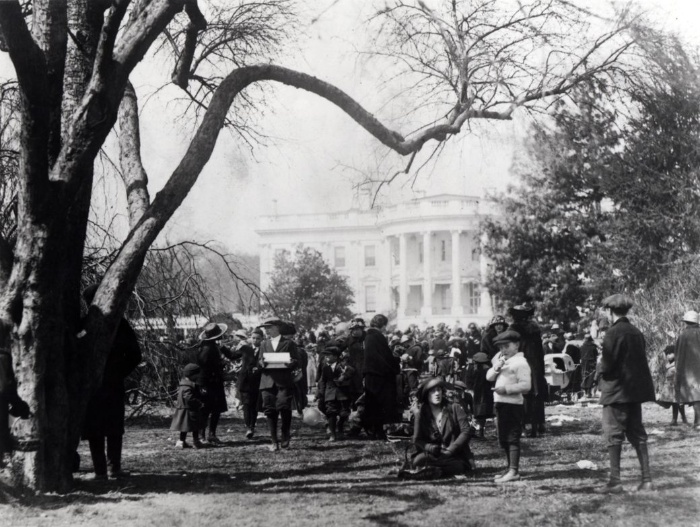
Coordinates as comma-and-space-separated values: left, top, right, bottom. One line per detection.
487, 330, 531, 483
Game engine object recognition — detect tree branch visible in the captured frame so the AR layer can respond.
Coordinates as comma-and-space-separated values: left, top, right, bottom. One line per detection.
172, 0, 208, 88
117, 81, 151, 228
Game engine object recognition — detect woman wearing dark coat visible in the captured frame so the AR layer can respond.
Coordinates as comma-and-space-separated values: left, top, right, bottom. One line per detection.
508, 304, 548, 437
403, 378, 472, 479
481, 315, 508, 360
362, 314, 400, 439
196, 323, 232, 444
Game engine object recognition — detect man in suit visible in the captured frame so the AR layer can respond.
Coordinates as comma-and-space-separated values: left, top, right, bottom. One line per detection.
597, 294, 655, 493
257, 318, 299, 451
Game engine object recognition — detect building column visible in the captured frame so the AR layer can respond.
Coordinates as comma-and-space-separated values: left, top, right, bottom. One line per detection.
381, 238, 392, 314
398, 233, 408, 317
421, 231, 432, 317
451, 230, 463, 316
478, 232, 493, 317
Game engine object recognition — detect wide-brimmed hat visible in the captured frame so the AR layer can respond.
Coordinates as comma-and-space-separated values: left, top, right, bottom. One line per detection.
234, 329, 248, 340
260, 317, 284, 328
349, 318, 366, 330
493, 329, 521, 346
488, 315, 506, 328
416, 377, 446, 403
683, 310, 699, 324
453, 380, 468, 391
199, 323, 227, 341
509, 303, 535, 317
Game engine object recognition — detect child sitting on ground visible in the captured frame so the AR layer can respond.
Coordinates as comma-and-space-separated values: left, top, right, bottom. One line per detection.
486, 330, 531, 483
171, 363, 205, 449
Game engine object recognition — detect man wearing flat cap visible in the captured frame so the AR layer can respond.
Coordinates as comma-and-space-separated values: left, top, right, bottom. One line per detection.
597, 294, 655, 493
257, 317, 300, 451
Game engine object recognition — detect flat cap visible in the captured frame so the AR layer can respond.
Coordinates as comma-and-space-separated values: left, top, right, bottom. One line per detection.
492, 330, 521, 346
602, 294, 633, 311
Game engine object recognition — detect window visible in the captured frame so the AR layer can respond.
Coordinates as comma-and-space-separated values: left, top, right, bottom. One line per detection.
364, 245, 376, 267
365, 285, 377, 312
441, 240, 447, 261
463, 282, 481, 314
334, 246, 346, 268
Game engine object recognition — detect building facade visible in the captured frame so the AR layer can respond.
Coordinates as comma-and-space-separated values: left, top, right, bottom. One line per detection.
256, 194, 496, 328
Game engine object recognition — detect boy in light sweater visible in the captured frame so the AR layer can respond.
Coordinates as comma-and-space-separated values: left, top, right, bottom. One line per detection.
486, 329, 531, 483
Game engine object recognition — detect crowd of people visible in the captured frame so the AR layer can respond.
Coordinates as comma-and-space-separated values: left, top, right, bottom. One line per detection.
3, 289, 699, 493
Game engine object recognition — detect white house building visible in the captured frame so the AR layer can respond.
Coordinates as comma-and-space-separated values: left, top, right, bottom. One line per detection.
256, 193, 497, 328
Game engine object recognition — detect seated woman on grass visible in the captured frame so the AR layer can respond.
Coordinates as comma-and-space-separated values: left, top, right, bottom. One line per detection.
400, 377, 472, 479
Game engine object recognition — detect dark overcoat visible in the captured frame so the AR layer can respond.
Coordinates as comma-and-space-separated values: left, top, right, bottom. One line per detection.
318, 362, 355, 401
599, 317, 655, 405
197, 340, 229, 413
83, 319, 142, 438
509, 320, 548, 400
579, 340, 598, 391
363, 328, 400, 424
465, 362, 494, 419
675, 324, 700, 403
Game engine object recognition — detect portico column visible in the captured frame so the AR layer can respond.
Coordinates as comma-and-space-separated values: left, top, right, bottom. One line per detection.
421, 231, 432, 316
451, 230, 463, 316
398, 233, 408, 317
478, 232, 493, 317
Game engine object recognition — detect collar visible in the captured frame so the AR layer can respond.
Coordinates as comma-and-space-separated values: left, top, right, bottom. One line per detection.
612, 317, 629, 326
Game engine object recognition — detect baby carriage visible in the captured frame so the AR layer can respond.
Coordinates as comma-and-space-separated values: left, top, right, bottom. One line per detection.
544, 352, 583, 403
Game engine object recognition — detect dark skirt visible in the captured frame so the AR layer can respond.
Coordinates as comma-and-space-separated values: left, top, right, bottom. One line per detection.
202, 380, 228, 413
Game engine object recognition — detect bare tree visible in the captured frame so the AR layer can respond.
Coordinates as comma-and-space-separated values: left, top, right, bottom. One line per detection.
0, 0, 636, 491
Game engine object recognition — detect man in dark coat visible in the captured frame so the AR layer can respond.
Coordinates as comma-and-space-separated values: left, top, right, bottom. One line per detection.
82, 285, 142, 480
257, 318, 300, 451
508, 303, 548, 437
362, 314, 400, 439
343, 318, 366, 405
579, 334, 599, 398
597, 294, 655, 493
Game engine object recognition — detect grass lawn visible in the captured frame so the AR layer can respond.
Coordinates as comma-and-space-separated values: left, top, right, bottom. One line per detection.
1, 402, 699, 526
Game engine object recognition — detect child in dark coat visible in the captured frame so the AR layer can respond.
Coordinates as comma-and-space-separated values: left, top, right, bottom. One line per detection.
318, 346, 355, 441
465, 352, 495, 438
171, 363, 205, 449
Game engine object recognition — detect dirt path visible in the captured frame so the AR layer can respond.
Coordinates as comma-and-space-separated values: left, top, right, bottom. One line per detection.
2, 403, 699, 526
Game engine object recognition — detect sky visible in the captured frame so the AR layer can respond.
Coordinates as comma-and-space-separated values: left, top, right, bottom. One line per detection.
2, 0, 700, 254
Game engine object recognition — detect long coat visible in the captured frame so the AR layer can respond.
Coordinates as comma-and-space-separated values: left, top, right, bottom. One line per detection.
197, 340, 229, 413
258, 336, 300, 390
465, 362, 494, 419
599, 317, 655, 405
579, 339, 599, 391
83, 319, 142, 438
675, 323, 700, 403
318, 362, 356, 401
509, 320, 548, 400
170, 378, 203, 432
363, 327, 401, 424
344, 333, 366, 397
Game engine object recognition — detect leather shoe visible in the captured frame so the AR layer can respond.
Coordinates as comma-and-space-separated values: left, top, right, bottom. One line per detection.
595, 482, 624, 494
637, 481, 655, 492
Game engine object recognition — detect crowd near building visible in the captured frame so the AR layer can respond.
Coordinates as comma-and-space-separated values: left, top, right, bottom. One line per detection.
256, 193, 498, 328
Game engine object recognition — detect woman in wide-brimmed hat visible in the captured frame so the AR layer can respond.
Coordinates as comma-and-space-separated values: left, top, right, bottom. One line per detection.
196, 322, 232, 445
400, 377, 472, 480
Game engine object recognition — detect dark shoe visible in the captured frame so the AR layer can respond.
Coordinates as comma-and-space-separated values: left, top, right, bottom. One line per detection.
245, 429, 254, 440
400, 466, 443, 481
268, 442, 280, 452
193, 439, 205, 449
528, 427, 537, 438
595, 482, 624, 494
109, 469, 130, 479
93, 473, 108, 481
207, 435, 222, 445
537, 424, 546, 434
637, 481, 655, 492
